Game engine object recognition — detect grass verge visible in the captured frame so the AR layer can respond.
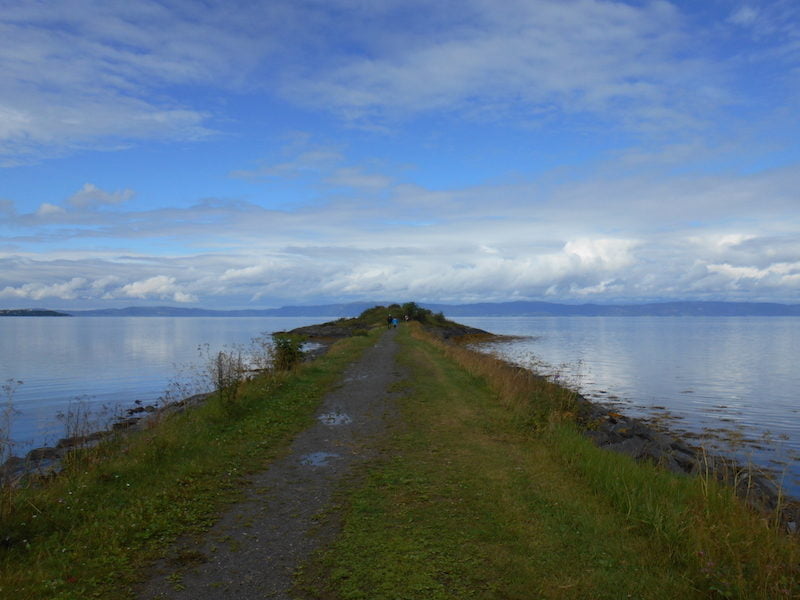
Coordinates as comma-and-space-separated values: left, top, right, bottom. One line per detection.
298, 324, 799, 599
0, 329, 379, 600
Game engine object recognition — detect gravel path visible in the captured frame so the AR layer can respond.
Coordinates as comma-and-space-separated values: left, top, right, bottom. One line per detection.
138, 328, 403, 599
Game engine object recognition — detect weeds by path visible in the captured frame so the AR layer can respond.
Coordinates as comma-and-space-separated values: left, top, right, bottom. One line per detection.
0, 331, 377, 600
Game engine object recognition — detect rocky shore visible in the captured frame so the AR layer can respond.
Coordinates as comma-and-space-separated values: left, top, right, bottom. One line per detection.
301, 317, 799, 525
0, 392, 211, 485
576, 397, 798, 523
5, 315, 796, 531
452, 331, 800, 529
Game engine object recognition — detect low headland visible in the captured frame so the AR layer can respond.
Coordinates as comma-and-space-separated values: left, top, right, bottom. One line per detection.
1, 303, 798, 598
0, 309, 70, 317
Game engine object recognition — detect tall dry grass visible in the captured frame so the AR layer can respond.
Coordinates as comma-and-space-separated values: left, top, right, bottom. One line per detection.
409, 323, 800, 598
410, 326, 577, 427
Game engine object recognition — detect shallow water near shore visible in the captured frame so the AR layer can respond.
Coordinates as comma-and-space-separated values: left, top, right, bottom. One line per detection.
0, 316, 331, 454
456, 316, 800, 496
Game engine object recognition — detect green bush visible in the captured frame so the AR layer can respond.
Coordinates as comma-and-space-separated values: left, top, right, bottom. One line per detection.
271, 333, 306, 371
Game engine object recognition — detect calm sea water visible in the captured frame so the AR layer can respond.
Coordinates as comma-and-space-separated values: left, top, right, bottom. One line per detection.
456, 316, 800, 493
0, 316, 330, 453
3, 315, 799, 494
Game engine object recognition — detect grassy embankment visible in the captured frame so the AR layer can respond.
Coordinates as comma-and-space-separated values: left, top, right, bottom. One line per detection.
298, 322, 800, 599
0, 329, 378, 599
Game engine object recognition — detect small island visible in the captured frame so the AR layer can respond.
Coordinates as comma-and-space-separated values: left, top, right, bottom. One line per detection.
0, 309, 71, 317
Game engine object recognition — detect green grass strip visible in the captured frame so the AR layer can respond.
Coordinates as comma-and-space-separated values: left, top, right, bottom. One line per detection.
298, 325, 799, 599
0, 330, 378, 600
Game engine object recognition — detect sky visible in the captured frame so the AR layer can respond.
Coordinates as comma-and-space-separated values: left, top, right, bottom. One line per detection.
1, 0, 799, 309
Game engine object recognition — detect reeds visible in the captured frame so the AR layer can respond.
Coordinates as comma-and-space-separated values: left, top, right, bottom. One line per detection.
0, 329, 377, 598
410, 325, 577, 427
0, 379, 23, 521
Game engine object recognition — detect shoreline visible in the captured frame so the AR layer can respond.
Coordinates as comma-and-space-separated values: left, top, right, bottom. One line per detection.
4, 316, 798, 529
458, 333, 800, 528
0, 392, 212, 484
3, 312, 799, 598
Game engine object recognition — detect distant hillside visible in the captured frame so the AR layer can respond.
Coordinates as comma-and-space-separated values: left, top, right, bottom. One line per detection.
66, 302, 381, 317
21, 300, 800, 318
426, 301, 800, 317
0, 309, 70, 317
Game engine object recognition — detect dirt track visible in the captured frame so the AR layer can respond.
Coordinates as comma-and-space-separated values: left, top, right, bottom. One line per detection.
138, 328, 403, 599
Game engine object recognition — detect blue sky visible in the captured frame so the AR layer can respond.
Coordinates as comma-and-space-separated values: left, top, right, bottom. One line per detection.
1, 0, 799, 309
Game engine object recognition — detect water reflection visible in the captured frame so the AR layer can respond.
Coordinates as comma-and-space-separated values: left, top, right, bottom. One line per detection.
0, 316, 330, 451
300, 452, 340, 467
459, 316, 800, 493
318, 411, 353, 425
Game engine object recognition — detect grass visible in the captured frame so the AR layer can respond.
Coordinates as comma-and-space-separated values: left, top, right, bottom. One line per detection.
298, 324, 800, 599
0, 329, 379, 600
4, 316, 798, 599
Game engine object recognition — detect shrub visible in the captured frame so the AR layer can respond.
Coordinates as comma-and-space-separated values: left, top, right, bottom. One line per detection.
271, 333, 305, 371
210, 349, 245, 412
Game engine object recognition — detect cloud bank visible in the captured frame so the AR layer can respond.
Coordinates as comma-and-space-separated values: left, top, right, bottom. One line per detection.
2, 154, 799, 308
1, 1, 799, 308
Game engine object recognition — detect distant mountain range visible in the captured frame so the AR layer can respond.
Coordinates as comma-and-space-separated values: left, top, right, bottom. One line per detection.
63, 303, 381, 317
424, 301, 800, 317
3, 301, 796, 317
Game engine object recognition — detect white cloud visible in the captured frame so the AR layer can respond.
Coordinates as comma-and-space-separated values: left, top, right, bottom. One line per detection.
1, 220, 799, 308
0, 0, 274, 163
563, 238, 638, 269
279, 0, 716, 133
67, 183, 135, 209
3, 123, 800, 309
91, 275, 121, 290
116, 275, 197, 303
0, 277, 87, 301
230, 148, 345, 180
729, 6, 760, 27
707, 261, 800, 282
325, 167, 394, 190
35, 203, 65, 217
0, 0, 731, 166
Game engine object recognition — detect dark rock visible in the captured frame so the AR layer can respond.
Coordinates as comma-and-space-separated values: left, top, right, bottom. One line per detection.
112, 417, 139, 431
56, 430, 110, 449
183, 393, 211, 406
1, 456, 25, 474
584, 429, 614, 446
426, 323, 491, 340
661, 455, 687, 475
26, 447, 60, 461
604, 437, 658, 461
671, 447, 697, 471
56, 435, 84, 449
609, 421, 633, 437
2, 456, 24, 469
0, 456, 27, 485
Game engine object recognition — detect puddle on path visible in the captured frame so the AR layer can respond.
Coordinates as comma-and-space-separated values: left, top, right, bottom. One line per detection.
343, 374, 369, 383
318, 411, 353, 425
300, 452, 341, 467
